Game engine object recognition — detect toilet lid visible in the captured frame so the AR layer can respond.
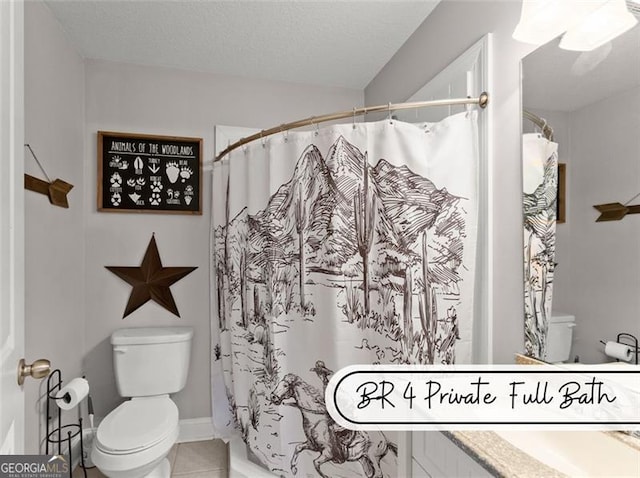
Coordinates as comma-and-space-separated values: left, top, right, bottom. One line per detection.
96, 396, 178, 454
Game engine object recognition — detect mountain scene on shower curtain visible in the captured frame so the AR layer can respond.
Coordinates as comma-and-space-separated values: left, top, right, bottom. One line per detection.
523, 150, 557, 359
214, 135, 466, 363
216, 136, 466, 285
212, 135, 469, 477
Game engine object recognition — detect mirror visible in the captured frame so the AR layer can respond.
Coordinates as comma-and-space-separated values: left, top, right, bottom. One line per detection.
521, 22, 640, 363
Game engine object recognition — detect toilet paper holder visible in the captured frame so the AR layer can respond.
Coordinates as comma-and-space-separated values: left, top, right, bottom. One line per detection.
599, 333, 639, 364
45, 369, 88, 478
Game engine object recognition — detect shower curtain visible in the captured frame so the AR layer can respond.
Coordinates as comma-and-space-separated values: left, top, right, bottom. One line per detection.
211, 112, 479, 478
522, 133, 558, 359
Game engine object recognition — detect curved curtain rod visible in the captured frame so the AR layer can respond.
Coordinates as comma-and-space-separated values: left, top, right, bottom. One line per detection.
523, 109, 554, 142
215, 92, 489, 162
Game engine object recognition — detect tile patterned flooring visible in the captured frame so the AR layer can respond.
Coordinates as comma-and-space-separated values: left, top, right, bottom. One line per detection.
73, 440, 229, 478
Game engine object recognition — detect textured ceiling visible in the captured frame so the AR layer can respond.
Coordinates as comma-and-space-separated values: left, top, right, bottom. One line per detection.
44, 0, 440, 89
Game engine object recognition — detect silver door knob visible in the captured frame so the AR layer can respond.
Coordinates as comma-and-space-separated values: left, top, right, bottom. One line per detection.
17, 358, 51, 385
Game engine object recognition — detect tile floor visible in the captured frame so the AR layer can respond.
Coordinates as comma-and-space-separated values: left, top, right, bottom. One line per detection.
73, 439, 229, 478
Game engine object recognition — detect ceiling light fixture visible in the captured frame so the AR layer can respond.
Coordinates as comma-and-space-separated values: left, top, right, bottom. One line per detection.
513, 0, 607, 46
559, 0, 638, 51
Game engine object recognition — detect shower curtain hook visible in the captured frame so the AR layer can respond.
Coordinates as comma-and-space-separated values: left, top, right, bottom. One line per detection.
352, 107, 357, 130
281, 126, 288, 143
387, 103, 392, 124
260, 130, 266, 148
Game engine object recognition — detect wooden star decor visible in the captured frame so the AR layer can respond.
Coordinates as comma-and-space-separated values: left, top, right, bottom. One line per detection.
106, 234, 197, 318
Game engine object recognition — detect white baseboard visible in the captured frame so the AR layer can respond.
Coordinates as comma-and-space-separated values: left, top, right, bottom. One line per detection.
177, 417, 216, 443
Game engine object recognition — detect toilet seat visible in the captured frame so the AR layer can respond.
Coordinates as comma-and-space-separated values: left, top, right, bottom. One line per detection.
92, 423, 178, 478
96, 396, 178, 455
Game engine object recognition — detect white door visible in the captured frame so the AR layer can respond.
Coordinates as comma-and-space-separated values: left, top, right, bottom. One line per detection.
0, 0, 25, 455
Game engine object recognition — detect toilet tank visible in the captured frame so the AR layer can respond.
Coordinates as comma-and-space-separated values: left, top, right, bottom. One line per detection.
111, 327, 193, 397
544, 313, 575, 363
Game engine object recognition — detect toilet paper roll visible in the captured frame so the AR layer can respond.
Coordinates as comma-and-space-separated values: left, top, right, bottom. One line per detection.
56, 377, 89, 411
604, 341, 633, 362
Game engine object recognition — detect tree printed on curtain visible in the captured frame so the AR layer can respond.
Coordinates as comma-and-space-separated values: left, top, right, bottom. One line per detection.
211, 116, 478, 478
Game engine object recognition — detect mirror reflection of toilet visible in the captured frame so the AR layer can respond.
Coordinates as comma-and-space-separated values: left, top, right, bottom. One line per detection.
543, 312, 576, 363
92, 327, 194, 478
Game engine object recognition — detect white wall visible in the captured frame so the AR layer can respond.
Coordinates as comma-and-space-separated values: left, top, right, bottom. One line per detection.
24, 1, 85, 454
82, 60, 364, 420
563, 86, 640, 363
365, 1, 537, 363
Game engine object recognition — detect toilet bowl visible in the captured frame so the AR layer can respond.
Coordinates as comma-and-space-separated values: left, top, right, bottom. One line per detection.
92, 396, 178, 478
92, 327, 193, 478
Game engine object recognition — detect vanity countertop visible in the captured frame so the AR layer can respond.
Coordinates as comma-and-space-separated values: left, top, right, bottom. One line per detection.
443, 431, 640, 478
443, 431, 566, 478
442, 353, 564, 476
444, 354, 640, 477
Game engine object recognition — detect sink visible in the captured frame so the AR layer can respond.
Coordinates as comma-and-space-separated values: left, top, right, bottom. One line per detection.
495, 431, 640, 477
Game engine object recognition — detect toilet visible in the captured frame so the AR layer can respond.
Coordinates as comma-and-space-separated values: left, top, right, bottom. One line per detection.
543, 312, 576, 363
92, 327, 193, 478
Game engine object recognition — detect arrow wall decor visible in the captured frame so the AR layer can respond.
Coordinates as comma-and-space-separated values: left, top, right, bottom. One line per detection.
24, 144, 73, 208
594, 202, 640, 222
24, 174, 73, 208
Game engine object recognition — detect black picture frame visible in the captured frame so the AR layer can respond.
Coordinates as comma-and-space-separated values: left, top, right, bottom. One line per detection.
98, 131, 203, 215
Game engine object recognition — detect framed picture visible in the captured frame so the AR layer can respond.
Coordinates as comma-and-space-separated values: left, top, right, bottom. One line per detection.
98, 131, 203, 215
557, 162, 566, 224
